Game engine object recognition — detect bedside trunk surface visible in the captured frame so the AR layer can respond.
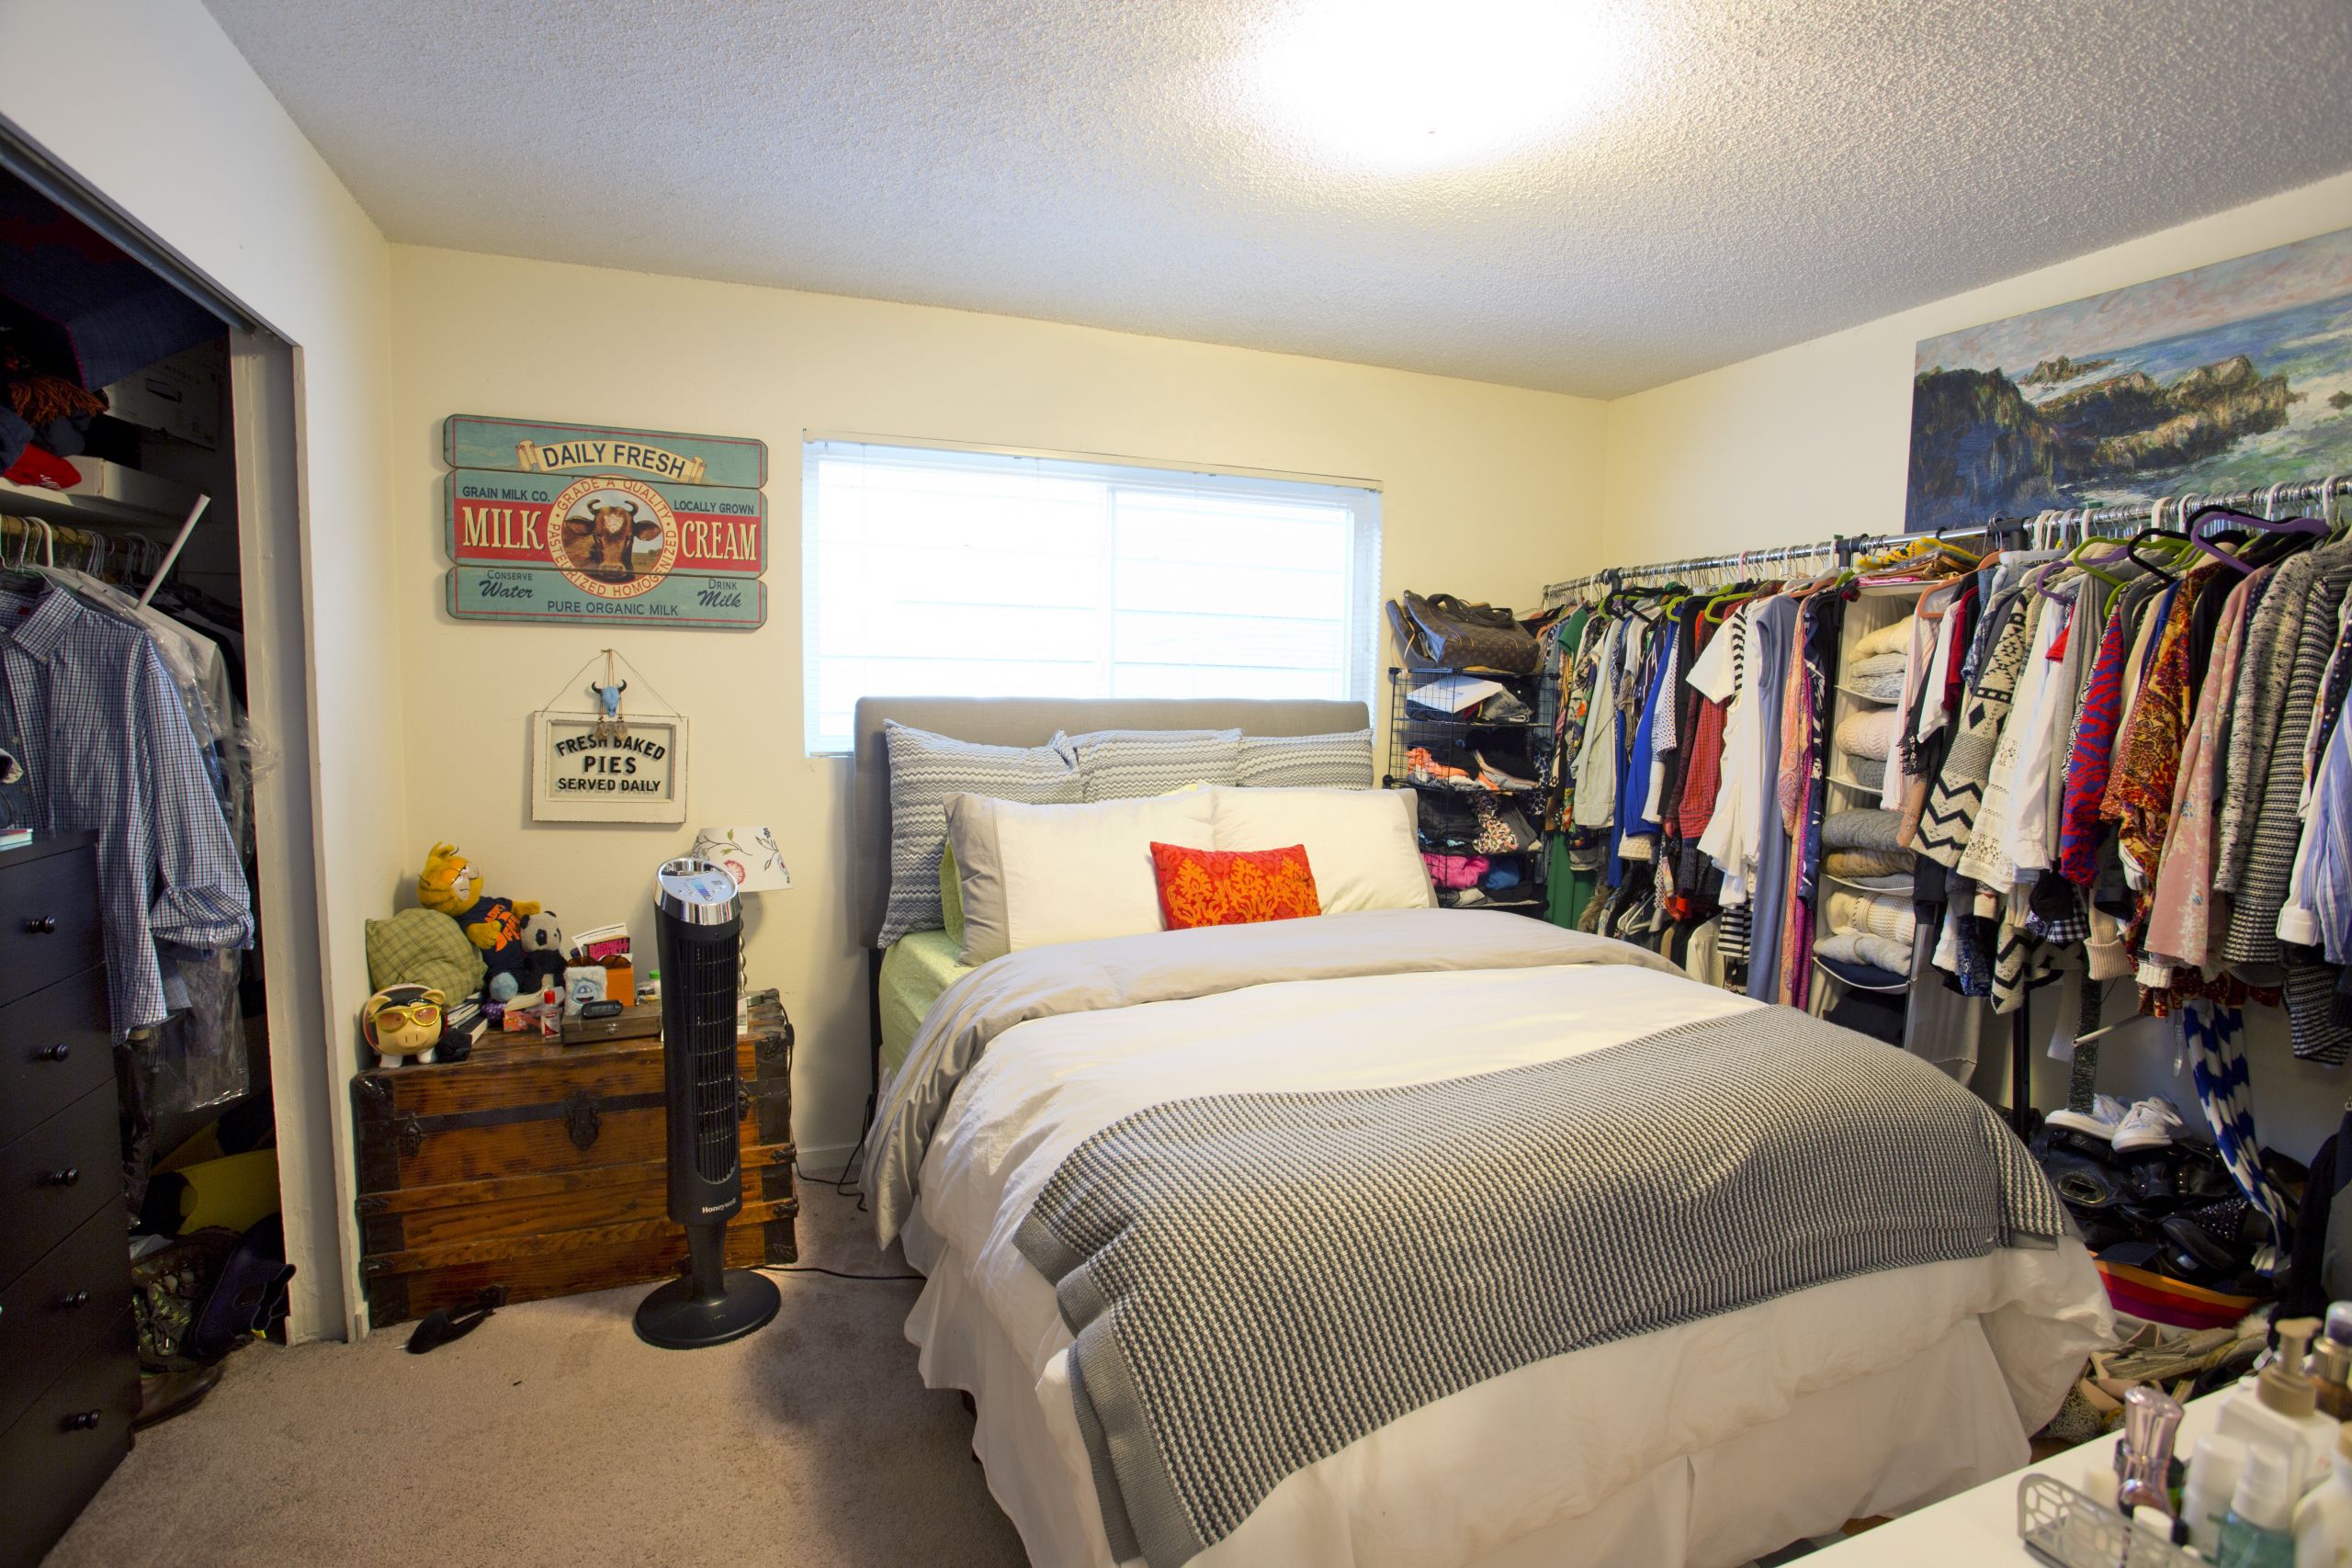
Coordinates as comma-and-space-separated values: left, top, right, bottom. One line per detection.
352, 990, 798, 1325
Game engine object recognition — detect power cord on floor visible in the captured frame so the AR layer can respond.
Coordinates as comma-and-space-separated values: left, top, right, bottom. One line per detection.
771, 1147, 918, 1280
761, 1264, 923, 1282
796, 1134, 873, 1212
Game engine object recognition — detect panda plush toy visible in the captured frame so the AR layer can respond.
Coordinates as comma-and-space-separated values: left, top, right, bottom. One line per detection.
479, 908, 568, 1004
514, 908, 570, 991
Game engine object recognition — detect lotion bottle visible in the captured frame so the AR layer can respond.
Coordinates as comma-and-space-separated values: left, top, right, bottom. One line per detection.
2187, 1435, 2253, 1558
2296, 1425, 2352, 1568
2219, 1318, 2337, 1496
2216, 1444, 2297, 1568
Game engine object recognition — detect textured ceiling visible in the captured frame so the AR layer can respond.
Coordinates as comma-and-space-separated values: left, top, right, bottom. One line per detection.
202, 0, 2352, 398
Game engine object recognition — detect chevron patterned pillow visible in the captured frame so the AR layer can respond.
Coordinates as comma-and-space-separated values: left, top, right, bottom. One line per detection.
1234, 729, 1374, 790
1063, 728, 1241, 803
880, 721, 1081, 946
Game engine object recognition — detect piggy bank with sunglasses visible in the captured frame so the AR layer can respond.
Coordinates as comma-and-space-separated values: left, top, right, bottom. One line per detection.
363, 984, 448, 1067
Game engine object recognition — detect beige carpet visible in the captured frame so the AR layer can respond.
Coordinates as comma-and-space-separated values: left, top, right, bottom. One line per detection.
49, 1179, 1031, 1568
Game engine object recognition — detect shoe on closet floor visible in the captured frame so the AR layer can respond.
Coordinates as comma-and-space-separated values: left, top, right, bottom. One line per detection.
2112, 1097, 2186, 1154
2045, 1094, 2130, 1143
1478, 692, 1533, 723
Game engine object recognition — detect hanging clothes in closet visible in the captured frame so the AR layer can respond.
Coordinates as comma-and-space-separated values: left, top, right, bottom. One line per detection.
0, 517, 255, 1129
1544, 551, 1856, 1003
1544, 482, 2352, 1284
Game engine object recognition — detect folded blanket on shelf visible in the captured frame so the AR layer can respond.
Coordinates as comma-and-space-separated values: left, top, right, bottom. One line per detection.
1824, 808, 1905, 851
1825, 848, 1916, 882
1850, 615, 1917, 660
1847, 651, 1908, 680
1843, 755, 1887, 791
1826, 889, 1918, 946
1846, 671, 1905, 704
1834, 707, 1901, 761
1817, 930, 1914, 976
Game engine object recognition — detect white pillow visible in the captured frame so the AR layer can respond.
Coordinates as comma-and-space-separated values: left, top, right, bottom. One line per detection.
1207, 787, 1433, 913
944, 791, 1216, 964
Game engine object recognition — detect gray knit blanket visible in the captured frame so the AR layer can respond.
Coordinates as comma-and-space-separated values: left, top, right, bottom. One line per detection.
1015, 1005, 2068, 1568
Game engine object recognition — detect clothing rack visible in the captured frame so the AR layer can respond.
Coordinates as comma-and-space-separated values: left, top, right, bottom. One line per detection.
0, 496, 209, 607
1540, 473, 2352, 607
1537, 468, 2352, 1137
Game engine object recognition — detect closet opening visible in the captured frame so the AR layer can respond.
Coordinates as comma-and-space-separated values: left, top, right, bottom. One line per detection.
0, 130, 341, 1467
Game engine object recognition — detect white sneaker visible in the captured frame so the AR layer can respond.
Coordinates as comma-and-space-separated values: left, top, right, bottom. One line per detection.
2045, 1094, 2130, 1142
2111, 1097, 2187, 1154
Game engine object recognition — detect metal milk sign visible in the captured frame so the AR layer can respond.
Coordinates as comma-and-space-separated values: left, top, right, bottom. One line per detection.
442, 415, 769, 629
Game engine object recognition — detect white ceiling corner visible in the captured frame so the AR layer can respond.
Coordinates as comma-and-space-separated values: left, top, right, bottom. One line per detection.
201, 0, 2352, 398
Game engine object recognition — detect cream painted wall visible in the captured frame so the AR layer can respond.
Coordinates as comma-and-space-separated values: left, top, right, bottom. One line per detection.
1, 0, 402, 1337
1596, 167, 2352, 1159
388, 245, 1607, 1163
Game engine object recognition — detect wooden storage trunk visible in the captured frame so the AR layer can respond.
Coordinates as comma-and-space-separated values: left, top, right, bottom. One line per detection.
352, 989, 797, 1326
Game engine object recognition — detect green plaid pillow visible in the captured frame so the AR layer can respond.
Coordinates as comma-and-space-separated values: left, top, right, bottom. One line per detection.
366, 908, 487, 1000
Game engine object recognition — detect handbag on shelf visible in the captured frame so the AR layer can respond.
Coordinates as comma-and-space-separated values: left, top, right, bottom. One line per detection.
1392, 591, 1540, 674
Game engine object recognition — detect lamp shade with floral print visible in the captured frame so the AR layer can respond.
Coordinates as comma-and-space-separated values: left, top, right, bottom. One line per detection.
687, 826, 792, 893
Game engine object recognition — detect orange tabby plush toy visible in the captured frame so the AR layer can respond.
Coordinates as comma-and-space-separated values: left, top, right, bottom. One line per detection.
416, 841, 543, 1000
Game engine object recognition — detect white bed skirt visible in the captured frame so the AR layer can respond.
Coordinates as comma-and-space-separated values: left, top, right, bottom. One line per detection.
900, 1209, 2103, 1568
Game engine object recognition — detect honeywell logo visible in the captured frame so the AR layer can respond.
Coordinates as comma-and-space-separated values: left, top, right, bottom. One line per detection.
700, 1201, 732, 1214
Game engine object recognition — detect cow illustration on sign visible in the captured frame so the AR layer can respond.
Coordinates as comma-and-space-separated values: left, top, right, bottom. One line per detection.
545, 476, 682, 599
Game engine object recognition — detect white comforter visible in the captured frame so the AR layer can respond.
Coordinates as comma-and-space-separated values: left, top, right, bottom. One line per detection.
891, 910, 2111, 1568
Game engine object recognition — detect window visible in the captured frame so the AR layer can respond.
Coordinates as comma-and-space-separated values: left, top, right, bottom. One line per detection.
801, 438, 1382, 753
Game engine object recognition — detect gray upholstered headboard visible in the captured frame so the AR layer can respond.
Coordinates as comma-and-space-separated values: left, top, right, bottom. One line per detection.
851, 696, 1371, 948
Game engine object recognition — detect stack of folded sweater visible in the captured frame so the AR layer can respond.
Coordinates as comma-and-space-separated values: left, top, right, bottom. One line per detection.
1818, 614, 1923, 991
1818, 888, 1916, 976
1827, 612, 1920, 883
1815, 888, 1909, 973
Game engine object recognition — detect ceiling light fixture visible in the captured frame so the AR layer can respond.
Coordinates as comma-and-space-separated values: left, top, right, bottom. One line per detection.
1246, 0, 1633, 175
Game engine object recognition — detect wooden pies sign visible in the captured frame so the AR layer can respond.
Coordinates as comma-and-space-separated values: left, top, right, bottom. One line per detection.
442, 415, 768, 630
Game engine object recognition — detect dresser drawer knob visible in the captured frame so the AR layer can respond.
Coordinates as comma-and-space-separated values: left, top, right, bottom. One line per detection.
62, 1410, 102, 1431
57, 1289, 89, 1309
40, 1167, 79, 1187
24, 915, 56, 934
37, 1041, 70, 1062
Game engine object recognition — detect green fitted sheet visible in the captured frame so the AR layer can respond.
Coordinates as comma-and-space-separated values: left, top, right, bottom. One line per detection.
878, 928, 975, 1077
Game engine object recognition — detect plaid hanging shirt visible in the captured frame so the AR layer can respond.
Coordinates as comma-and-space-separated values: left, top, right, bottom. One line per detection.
0, 586, 251, 1036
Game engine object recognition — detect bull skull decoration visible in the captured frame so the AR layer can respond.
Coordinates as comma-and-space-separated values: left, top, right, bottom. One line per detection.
591, 649, 628, 741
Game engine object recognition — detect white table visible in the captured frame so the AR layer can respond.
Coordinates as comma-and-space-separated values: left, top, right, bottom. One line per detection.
1805, 1393, 2223, 1564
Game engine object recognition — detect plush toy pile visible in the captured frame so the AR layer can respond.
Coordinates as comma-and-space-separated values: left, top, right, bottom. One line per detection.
360, 841, 560, 1066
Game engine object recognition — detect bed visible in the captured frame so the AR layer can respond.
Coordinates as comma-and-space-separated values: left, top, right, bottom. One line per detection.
849, 697, 2113, 1568
877, 927, 972, 1085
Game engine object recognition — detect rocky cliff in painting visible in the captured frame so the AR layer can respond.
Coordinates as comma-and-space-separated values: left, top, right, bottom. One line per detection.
2018, 354, 2116, 386
1906, 354, 2294, 532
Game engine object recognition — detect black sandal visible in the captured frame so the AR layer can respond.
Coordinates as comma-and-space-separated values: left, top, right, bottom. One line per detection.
404, 1286, 506, 1354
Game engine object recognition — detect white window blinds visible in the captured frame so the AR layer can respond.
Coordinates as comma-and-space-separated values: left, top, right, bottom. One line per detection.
801, 439, 1382, 753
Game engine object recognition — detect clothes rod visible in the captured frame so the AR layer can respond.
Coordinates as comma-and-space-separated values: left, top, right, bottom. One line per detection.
1541, 472, 2352, 605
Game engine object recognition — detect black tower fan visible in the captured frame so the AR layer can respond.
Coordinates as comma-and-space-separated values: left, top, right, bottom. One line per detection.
632, 857, 780, 1348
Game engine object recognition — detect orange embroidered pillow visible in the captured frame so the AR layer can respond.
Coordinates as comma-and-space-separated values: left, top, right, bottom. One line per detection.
1148, 841, 1321, 931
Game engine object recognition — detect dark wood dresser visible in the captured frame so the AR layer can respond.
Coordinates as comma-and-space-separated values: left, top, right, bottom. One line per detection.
350, 988, 797, 1326
0, 833, 136, 1568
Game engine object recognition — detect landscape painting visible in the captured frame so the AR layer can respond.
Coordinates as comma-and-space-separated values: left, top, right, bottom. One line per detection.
1905, 226, 2352, 533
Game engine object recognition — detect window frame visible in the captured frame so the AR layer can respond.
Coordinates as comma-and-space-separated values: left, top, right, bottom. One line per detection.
798, 434, 1384, 756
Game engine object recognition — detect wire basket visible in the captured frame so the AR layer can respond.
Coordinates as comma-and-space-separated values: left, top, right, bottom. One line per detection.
2018, 1473, 2201, 1568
